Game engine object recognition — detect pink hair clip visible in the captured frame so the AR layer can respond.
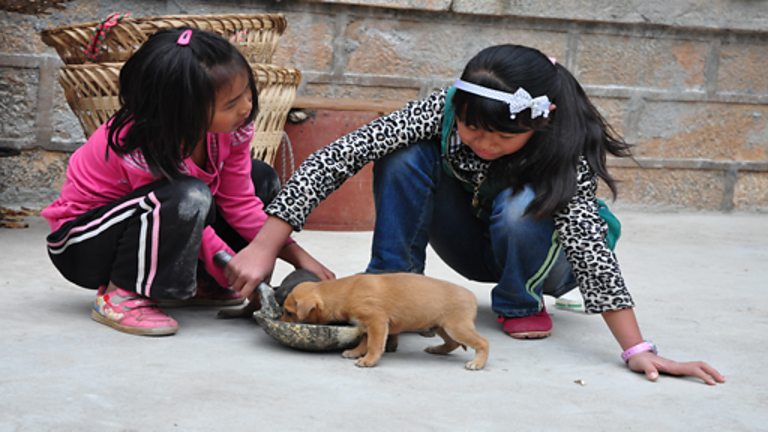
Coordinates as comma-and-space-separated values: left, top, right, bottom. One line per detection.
548, 56, 557, 65
177, 29, 193, 46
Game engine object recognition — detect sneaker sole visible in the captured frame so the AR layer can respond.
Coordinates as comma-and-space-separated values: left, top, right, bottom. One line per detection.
506, 330, 552, 339
90, 310, 178, 336
157, 297, 246, 308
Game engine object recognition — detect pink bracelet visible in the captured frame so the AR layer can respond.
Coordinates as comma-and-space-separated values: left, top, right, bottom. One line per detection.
621, 341, 657, 363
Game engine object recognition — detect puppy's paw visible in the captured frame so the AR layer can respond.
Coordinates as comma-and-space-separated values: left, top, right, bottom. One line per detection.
342, 349, 364, 359
419, 328, 437, 338
464, 359, 486, 371
385, 334, 399, 353
425, 344, 453, 355
354, 357, 379, 368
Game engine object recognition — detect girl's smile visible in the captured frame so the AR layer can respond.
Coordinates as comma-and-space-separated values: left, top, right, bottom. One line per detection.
456, 119, 534, 160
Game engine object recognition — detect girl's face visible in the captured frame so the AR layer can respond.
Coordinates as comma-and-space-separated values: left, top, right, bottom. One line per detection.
209, 72, 253, 133
456, 119, 534, 160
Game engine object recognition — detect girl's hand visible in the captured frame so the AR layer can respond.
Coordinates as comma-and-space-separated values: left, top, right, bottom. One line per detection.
226, 216, 295, 298
626, 352, 725, 385
295, 254, 335, 281
226, 242, 277, 300
278, 242, 335, 281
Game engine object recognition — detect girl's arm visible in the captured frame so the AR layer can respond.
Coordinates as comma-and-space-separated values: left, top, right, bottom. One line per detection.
557, 159, 724, 384
602, 308, 725, 385
554, 158, 635, 315
226, 215, 333, 299
264, 89, 447, 232
214, 123, 275, 242
213, 125, 331, 289
227, 90, 449, 294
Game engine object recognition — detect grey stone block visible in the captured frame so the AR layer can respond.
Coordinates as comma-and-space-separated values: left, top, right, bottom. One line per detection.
0, 67, 38, 144
451, 0, 768, 32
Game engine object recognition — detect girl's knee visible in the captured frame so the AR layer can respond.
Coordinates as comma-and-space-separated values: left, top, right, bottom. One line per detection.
492, 187, 535, 225
165, 177, 212, 221
373, 140, 440, 179
490, 186, 554, 238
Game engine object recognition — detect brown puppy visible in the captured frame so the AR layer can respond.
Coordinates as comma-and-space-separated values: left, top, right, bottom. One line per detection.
281, 273, 489, 370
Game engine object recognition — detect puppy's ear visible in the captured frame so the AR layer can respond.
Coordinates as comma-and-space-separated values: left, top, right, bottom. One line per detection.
295, 298, 315, 321
296, 294, 324, 322
280, 295, 299, 322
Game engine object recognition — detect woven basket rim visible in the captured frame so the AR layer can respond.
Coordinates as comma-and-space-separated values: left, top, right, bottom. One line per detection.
60, 62, 301, 77
41, 13, 287, 37
136, 13, 287, 32
41, 13, 287, 65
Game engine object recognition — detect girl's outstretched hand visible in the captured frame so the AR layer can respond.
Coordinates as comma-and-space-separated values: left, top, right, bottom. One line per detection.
279, 242, 335, 281
626, 352, 725, 385
296, 255, 335, 281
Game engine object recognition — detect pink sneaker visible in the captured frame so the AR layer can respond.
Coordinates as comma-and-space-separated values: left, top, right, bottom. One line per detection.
91, 286, 178, 336
497, 306, 552, 339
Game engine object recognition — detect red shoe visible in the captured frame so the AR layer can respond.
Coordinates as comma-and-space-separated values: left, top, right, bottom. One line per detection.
497, 306, 552, 339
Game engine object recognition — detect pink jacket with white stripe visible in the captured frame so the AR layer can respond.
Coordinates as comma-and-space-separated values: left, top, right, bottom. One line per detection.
41, 122, 285, 287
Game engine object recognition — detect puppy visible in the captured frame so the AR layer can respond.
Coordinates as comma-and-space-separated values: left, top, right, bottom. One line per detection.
281, 273, 489, 370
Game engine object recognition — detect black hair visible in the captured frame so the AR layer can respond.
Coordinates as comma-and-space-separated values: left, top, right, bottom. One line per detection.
453, 44, 632, 218
107, 27, 259, 179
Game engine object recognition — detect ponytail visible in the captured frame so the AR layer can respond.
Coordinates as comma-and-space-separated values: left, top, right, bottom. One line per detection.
551, 64, 632, 202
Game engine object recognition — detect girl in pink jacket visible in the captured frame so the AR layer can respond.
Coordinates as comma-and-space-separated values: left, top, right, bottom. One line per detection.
42, 28, 332, 336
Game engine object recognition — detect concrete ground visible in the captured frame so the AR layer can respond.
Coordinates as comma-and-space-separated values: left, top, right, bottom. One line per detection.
1, 211, 766, 432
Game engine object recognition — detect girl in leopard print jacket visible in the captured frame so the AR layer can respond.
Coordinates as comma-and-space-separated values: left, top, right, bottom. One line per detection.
227, 44, 723, 384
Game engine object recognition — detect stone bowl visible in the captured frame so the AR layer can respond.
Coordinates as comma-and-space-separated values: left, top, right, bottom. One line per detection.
213, 253, 364, 352
252, 279, 363, 352
253, 313, 363, 352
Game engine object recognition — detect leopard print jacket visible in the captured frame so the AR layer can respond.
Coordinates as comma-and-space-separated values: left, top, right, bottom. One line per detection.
266, 88, 634, 313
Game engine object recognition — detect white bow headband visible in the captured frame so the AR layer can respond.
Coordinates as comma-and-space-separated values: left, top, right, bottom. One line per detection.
453, 79, 551, 120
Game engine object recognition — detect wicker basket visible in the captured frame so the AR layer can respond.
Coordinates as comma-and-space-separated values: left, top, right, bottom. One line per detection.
250, 64, 301, 166
41, 19, 144, 64
41, 13, 287, 64
139, 14, 287, 65
57, 64, 121, 138
57, 62, 300, 166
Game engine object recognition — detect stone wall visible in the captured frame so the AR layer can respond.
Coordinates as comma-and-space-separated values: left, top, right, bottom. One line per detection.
1, 0, 766, 211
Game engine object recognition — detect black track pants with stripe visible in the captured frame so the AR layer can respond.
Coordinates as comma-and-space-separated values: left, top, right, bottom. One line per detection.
47, 177, 212, 300
46, 161, 280, 300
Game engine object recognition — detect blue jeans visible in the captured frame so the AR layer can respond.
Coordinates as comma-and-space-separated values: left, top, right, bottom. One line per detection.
366, 140, 576, 317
